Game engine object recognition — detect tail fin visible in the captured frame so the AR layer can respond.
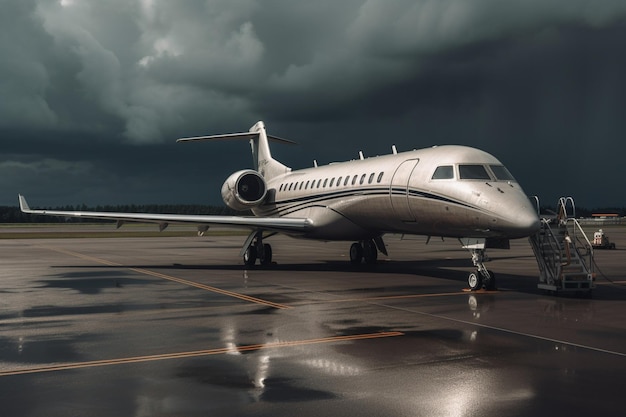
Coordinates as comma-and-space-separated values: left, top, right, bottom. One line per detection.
177, 121, 292, 179
248, 121, 292, 179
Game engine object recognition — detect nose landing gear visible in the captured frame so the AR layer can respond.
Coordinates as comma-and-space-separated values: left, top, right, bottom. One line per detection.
468, 269, 496, 291
461, 237, 496, 291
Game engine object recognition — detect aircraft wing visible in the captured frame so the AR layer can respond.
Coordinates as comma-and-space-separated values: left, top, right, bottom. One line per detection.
18, 195, 312, 234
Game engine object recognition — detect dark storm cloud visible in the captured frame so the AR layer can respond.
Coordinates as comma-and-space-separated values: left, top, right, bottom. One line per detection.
2, 0, 626, 207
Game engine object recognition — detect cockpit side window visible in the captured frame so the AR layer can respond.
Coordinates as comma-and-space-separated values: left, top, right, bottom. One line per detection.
489, 165, 516, 181
459, 164, 492, 180
431, 165, 454, 180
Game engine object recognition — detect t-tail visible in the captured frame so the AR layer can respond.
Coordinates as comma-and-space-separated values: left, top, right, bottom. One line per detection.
176, 121, 293, 180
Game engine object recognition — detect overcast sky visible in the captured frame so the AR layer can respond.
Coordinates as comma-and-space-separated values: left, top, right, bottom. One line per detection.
2, 0, 626, 209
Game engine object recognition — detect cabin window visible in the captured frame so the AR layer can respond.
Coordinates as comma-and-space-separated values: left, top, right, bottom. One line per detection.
323, 178, 328, 188
344, 176, 350, 186
377, 172, 384, 183
294, 182, 299, 190
368, 173, 375, 184
299, 182, 304, 190
352, 175, 358, 185
329, 178, 335, 187
305, 180, 310, 189
459, 165, 492, 180
316, 179, 322, 188
360, 174, 366, 185
288, 183, 293, 191
279, 184, 283, 191
490, 165, 515, 181
337, 176, 342, 186
431, 165, 454, 180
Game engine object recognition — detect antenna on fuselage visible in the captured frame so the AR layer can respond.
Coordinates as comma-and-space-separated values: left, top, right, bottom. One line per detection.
358, 151, 364, 160
313, 159, 318, 168
391, 145, 397, 155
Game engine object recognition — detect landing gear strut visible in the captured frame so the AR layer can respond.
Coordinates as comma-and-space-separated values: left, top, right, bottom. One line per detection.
242, 231, 273, 266
461, 238, 496, 291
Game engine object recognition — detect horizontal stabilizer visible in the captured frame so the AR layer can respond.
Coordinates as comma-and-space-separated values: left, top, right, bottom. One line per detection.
176, 121, 293, 179
177, 132, 296, 145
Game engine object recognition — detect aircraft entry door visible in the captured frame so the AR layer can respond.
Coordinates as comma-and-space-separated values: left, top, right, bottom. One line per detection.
390, 159, 419, 222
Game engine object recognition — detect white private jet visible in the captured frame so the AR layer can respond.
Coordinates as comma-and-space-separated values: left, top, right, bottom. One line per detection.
19, 121, 540, 290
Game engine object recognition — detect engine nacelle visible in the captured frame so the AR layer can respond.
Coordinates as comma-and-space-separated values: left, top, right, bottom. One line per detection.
221, 170, 267, 211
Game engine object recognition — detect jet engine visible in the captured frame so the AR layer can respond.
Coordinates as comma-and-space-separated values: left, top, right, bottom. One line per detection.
221, 169, 267, 211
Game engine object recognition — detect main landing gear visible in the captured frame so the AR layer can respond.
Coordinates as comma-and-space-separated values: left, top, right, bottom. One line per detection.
461, 238, 496, 291
349, 237, 387, 265
242, 231, 273, 266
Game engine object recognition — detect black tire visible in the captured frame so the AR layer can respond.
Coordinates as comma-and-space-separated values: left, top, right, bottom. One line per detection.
350, 242, 363, 264
243, 246, 257, 266
363, 240, 378, 264
468, 272, 482, 291
260, 243, 273, 265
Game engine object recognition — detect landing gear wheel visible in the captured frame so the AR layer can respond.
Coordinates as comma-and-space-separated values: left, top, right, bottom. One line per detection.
243, 246, 257, 266
468, 272, 482, 291
350, 242, 363, 264
363, 240, 378, 264
260, 243, 273, 265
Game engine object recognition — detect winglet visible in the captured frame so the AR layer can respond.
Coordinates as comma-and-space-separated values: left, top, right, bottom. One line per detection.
18, 194, 30, 212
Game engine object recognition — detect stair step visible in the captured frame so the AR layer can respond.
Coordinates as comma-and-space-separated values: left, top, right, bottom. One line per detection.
562, 272, 590, 280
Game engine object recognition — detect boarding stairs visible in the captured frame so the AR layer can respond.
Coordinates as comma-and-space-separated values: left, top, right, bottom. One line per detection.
528, 197, 595, 294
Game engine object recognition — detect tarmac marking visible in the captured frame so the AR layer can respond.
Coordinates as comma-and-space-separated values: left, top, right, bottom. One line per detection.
128, 267, 290, 309
38, 246, 290, 310
378, 303, 626, 358
596, 280, 626, 286
311, 290, 499, 304
0, 331, 404, 377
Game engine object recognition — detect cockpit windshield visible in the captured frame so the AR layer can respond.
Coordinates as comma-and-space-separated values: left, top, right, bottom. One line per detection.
458, 164, 492, 180
432, 164, 516, 182
489, 165, 516, 182
431, 165, 454, 180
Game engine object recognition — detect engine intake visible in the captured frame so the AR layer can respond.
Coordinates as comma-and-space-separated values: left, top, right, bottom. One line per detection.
221, 170, 267, 211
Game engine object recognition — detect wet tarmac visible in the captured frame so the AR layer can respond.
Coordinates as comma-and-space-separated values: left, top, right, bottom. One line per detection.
1, 225, 626, 416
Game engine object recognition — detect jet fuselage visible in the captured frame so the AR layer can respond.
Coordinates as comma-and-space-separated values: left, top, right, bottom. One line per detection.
255, 145, 539, 241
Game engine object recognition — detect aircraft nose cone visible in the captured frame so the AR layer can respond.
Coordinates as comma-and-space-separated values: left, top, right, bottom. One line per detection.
521, 211, 541, 234
509, 207, 541, 238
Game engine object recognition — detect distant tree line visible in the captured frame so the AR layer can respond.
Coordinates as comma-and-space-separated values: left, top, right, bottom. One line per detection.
0, 204, 242, 223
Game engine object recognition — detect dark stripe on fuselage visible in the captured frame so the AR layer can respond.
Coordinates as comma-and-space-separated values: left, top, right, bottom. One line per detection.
256, 187, 478, 218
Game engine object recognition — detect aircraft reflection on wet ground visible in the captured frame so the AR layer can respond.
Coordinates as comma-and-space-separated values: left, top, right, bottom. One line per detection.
1, 227, 626, 416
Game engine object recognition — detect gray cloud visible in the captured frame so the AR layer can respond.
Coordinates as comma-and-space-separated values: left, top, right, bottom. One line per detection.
2, 0, 626, 207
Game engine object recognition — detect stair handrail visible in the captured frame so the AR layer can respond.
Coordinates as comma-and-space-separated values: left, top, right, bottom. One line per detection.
530, 218, 563, 284
564, 218, 594, 276
531, 195, 540, 215
557, 196, 576, 221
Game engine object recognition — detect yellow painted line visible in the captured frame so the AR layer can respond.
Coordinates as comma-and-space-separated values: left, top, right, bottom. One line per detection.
317, 291, 471, 304
0, 331, 404, 377
128, 267, 290, 309
461, 288, 501, 293
38, 246, 290, 309
596, 280, 626, 286
45, 246, 122, 267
